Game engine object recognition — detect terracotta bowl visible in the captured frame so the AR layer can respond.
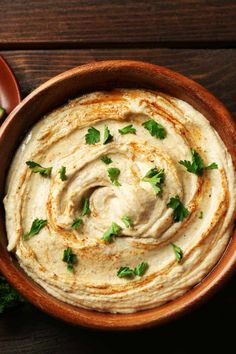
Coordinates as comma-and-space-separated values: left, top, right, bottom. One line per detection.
0, 60, 235, 330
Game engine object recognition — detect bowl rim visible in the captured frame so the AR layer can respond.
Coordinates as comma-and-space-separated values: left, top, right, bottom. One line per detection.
0, 60, 236, 330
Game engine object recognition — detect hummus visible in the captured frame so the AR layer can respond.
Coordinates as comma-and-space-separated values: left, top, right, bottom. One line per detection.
4, 89, 236, 313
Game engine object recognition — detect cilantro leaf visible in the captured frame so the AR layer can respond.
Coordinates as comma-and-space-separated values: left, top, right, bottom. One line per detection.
102, 222, 122, 242
23, 219, 47, 241
206, 162, 218, 170
71, 218, 83, 230
103, 125, 113, 144
117, 267, 135, 278
107, 167, 121, 186
101, 156, 113, 165
81, 198, 91, 216
26, 161, 52, 177
134, 262, 149, 276
142, 167, 165, 195
0, 106, 6, 119
0, 275, 25, 314
167, 196, 189, 222
58, 166, 67, 181
118, 124, 136, 135
117, 262, 149, 278
171, 243, 183, 263
142, 119, 167, 139
121, 216, 133, 228
179, 149, 218, 176
62, 247, 78, 272
85, 127, 100, 144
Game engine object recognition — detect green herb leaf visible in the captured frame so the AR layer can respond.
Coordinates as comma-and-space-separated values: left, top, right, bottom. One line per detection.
171, 243, 183, 263
0, 106, 6, 119
117, 267, 135, 278
142, 167, 165, 195
102, 222, 122, 242
107, 167, 121, 186
0, 275, 25, 314
117, 262, 149, 278
142, 119, 167, 139
62, 247, 78, 272
198, 211, 204, 219
23, 219, 47, 241
121, 216, 133, 228
85, 127, 100, 145
71, 218, 83, 230
26, 161, 52, 177
118, 124, 136, 135
206, 162, 218, 170
103, 125, 113, 144
179, 149, 218, 176
81, 198, 91, 216
101, 156, 113, 165
58, 166, 67, 181
134, 262, 149, 276
167, 196, 189, 222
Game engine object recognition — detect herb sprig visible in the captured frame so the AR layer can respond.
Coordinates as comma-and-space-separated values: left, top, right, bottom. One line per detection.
62, 247, 78, 272
26, 161, 52, 177
142, 119, 167, 139
23, 219, 47, 241
142, 167, 165, 195
117, 262, 149, 278
167, 196, 189, 222
179, 149, 218, 176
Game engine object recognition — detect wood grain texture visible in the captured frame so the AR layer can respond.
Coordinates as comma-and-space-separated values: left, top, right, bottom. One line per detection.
2, 49, 236, 117
0, 0, 236, 46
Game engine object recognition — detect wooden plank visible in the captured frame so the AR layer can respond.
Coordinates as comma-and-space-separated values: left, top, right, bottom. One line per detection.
0, 1, 235, 46
2, 49, 236, 117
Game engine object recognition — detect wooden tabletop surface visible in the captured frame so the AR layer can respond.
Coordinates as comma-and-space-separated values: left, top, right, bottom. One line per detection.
0, 1, 236, 353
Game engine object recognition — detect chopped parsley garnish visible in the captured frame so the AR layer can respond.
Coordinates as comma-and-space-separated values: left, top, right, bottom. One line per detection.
71, 218, 83, 230
198, 211, 204, 219
101, 155, 113, 165
142, 167, 165, 195
81, 198, 91, 216
62, 247, 78, 272
117, 262, 149, 278
103, 125, 113, 144
117, 267, 135, 278
102, 222, 122, 242
179, 149, 218, 176
142, 119, 167, 139
26, 161, 52, 177
23, 218, 47, 241
134, 262, 149, 276
118, 124, 136, 135
171, 243, 183, 263
107, 167, 121, 186
0, 275, 25, 314
0, 106, 6, 119
205, 162, 218, 170
121, 216, 133, 228
58, 166, 67, 181
85, 127, 100, 144
167, 196, 189, 222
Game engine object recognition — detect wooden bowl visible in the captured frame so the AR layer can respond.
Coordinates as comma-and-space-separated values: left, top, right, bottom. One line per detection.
0, 56, 21, 116
0, 60, 235, 330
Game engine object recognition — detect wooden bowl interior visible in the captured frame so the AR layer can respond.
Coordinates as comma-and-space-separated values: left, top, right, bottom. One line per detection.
0, 61, 235, 329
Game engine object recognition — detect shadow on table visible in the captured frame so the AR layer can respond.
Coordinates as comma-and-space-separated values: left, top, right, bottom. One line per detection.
0, 276, 235, 354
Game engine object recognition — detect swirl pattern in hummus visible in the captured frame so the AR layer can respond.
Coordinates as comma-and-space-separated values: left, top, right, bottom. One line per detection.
4, 89, 236, 313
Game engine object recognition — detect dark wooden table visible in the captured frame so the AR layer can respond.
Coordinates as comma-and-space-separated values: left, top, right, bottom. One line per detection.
1, 1, 236, 353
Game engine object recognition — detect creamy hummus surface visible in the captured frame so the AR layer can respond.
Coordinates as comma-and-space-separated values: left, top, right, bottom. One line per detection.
4, 89, 236, 313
